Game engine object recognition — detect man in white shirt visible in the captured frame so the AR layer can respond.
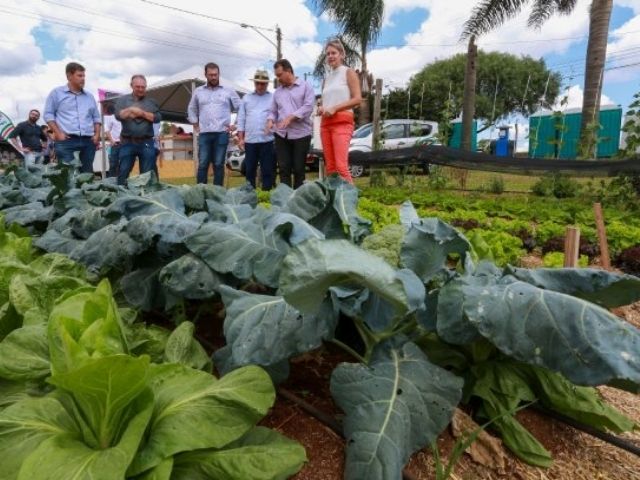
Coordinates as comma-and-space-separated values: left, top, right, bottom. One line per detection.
103, 104, 122, 178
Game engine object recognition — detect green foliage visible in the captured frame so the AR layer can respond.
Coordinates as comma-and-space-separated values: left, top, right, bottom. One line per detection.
468, 229, 525, 266
542, 251, 589, 268
357, 196, 400, 233
385, 51, 560, 125
361, 224, 405, 267
531, 173, 581, 198
485, 175, 505, 194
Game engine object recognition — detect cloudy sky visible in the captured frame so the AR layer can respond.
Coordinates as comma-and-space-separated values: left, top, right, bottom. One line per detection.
1, 0, 640, 129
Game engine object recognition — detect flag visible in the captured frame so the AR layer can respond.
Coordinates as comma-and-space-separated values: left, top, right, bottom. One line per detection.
0, 110, 15, 142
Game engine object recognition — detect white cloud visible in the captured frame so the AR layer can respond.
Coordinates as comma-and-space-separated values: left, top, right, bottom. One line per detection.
554, 85, 616, 110
0, 0, 318, 120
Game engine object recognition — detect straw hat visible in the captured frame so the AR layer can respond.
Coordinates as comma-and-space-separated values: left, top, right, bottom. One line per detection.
250, 69, 270, 83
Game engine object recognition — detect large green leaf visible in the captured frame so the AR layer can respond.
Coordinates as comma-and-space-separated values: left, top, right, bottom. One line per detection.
70, 222, 145, 277
400, 218, 473, 283
134, 458, 173, 480
331, 339, 463, 480
18, 390, 153, 480
171, 426, 306, 480
504, 266, 640, 308
128, 364, 275, 475
0, 397, 78, 479
463, 281, 640, 387
159, 254, 220, 300
262, 210, 325, 246
185, 221, 287, 288
280, 239, 415, 317
471, 361, 552, 467
328, 177, 372, 243
120, 268, 172, 311
48, 355, 150, 450
3, 201, 53, 229
0, 302, 22, 341
47, 280, 129, 375
0, 259, 32, 305
10, 273, 88, 326
517, 363, 636, 433
0, 325, 49, 381
218, 286, 337, 370
206, 200, 254, 224
223, 183, 258, 206
33, 228, 83, 256
273, 181, 328, 219
163, 321, 211, 371
0, 228, 32, 264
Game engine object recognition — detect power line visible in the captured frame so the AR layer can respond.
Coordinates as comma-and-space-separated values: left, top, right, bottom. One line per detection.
41, 0, 268, 58
0, 7, 270, 64
139, 0, 276, 32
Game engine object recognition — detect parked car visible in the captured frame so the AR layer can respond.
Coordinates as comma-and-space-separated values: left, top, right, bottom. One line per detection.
348, 119, 439, 177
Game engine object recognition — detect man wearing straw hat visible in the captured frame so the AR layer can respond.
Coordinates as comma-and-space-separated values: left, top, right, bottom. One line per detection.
237, 69, 275, 190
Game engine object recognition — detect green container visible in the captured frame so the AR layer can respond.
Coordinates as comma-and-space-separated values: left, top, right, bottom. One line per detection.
528, 105, 621, 158
449, 119, 477, 151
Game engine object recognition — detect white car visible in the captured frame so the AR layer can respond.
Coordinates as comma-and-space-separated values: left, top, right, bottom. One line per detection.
348, 119, 439, 177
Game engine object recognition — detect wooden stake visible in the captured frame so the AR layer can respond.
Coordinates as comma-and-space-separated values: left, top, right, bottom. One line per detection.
564, 226, 580, 268
593, 202, 611, 270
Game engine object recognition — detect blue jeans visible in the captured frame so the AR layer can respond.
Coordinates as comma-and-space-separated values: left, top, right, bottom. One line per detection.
55, 136, 96, 173
108, 144, 120, 178
198, 132, 228, 185
118, 140, 157, 186
244, 141, 275, 190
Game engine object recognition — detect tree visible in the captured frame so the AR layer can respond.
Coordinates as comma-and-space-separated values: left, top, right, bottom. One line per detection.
462, 0, 613, 158
382, 51, 561, 132
313, 0, 384, 125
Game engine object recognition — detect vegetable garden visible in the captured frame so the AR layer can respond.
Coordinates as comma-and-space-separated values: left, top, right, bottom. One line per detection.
0, 163, 639, 480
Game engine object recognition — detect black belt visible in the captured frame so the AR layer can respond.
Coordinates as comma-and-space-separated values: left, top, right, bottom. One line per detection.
121, 135, 153, 142
67, 134, 93, 138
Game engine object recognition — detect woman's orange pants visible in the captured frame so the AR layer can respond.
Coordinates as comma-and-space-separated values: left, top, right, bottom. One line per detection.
320, 111, 354, 183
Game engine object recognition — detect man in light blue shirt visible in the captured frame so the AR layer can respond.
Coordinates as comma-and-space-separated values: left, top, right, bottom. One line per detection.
187, 62, 241, 185
44, 62, 101, 173
237, 69, 275, 190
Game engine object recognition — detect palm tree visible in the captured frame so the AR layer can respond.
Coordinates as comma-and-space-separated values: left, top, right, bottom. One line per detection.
462, 0, 613, 158
313, 0, 384, 125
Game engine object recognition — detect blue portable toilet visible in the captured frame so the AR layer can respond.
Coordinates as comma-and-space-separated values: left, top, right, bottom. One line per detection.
495, 126, 511, 156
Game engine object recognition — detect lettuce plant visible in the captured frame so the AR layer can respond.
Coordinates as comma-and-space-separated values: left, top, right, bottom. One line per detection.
0, 279, 307, 480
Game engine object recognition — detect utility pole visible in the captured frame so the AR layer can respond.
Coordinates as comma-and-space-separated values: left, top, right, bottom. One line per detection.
275, 25, 282, 88
461, 35, 477, 151
276, 25, 282, 60
372, 79, 383, 151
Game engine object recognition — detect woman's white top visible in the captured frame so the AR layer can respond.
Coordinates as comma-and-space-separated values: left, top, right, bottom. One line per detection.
322, 65, 351, 111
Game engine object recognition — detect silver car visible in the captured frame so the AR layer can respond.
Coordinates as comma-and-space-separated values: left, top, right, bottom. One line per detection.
348, 119, 439, 177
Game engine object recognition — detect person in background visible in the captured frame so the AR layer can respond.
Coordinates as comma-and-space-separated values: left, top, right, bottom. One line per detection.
318, 38, 361, 183
8, 109, 48, 166
267, 59, 315, 189
237, 69, 275, 190
114, 74, 161, 185
44, 62, 101, 172
187, 62, 241, 185
41, 125, 55, 165
103, 103, 122, 178
153, 122, 161, 178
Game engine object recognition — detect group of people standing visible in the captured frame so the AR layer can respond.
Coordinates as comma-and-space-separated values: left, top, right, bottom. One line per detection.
190, 38, 361, 189
12, 37, 361, 189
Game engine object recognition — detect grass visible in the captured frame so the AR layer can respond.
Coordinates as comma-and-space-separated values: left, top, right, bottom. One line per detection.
160, 166, 607, 194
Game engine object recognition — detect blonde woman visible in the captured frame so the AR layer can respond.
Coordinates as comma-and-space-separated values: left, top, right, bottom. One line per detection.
318, 38, 362, 183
